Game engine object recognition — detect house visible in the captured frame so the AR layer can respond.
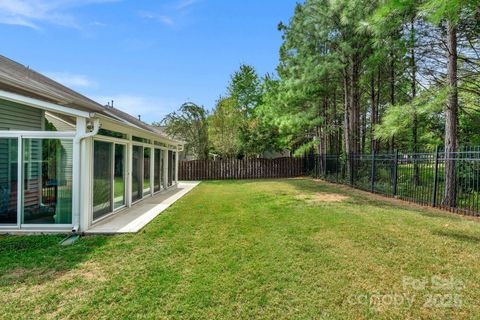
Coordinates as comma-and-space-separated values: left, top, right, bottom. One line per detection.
0, 55, 184, 233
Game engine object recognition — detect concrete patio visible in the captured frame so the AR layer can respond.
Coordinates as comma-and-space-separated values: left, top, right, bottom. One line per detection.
85, 181, 200, 235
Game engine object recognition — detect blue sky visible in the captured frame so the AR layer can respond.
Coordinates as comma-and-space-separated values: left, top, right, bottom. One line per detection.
1, 0, 298, 123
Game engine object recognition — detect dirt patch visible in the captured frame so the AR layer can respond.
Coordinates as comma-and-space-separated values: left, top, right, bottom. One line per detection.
295, 193, 349, 203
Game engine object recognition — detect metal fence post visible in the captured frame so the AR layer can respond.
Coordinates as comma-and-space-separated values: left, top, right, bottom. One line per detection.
393, 149, 399, 196
371, 150, 376, 192
432, 145, 440, 207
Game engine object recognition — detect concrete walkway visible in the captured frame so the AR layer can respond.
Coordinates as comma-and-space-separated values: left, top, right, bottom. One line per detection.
85, 181, 200, 235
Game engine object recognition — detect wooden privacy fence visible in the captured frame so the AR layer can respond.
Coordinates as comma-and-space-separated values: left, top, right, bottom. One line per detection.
179, 157, 305, 180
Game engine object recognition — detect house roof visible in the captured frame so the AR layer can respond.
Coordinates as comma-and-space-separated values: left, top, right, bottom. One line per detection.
0, 55, 180, 143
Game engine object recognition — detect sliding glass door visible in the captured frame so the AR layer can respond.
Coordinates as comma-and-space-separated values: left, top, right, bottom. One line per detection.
93, 141, 113, 221
132, 145, 143, 202
114, 144, 126, 209
23, 138, 73, 224
154, 149, 162, 193
168, 151, 173, 187
0, 138, 18, 225
143, 147, 151, 197
93, 140, 126, 222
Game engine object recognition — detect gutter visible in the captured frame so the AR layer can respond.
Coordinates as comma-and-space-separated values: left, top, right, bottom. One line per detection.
72, 118, 100, 233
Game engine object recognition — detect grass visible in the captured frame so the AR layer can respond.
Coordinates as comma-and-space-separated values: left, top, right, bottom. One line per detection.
2, 178, 480, 319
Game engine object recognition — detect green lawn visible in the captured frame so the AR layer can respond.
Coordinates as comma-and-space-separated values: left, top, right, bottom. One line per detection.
2, 179, 480, 319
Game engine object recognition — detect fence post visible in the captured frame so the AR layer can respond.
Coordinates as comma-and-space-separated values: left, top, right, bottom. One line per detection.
432, 145, 440, 207
371, 150, 376, 192
393, 149, 398, 196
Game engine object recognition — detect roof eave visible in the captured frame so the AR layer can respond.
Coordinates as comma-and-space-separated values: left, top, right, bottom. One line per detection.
95, 113, 184, 146
0, 89, 93, 118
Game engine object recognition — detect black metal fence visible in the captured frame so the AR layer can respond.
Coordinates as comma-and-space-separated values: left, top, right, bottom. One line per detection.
307, 147, 480, 216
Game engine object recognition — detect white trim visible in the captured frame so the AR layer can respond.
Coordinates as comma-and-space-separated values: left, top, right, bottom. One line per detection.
72, 118, 100, 232
0, 131, 75, 138
0, 89, 93, 118
20, 224, 73, 229
90, 138, 129, 226
127, 138, 133, 208
97, 115, 183, 147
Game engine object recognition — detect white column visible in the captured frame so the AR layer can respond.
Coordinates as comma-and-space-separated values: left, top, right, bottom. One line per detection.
79, 137, 93, 231
16, 137, 22, 227
126, 138, 133, 207
72, 117, 86, 232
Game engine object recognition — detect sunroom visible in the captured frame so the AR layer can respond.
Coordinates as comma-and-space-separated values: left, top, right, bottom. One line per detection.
0, 56, 184, 234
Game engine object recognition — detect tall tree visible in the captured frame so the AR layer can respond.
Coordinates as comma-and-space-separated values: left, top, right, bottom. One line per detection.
420, 0, 478, 206
157, 102, 209, 160
208, 97, 243, 158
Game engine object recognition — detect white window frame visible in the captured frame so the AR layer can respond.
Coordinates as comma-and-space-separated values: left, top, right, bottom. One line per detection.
91, 136, 128, 225
0, 132, 75, 230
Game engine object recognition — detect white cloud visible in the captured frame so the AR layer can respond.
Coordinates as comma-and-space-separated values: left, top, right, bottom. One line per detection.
44, 72, 97, 89
0, 0, 118, 29
92, 94, 180, 123
138, 0, 200, 27
138, 11, 175, 27
176, 0, 199, 10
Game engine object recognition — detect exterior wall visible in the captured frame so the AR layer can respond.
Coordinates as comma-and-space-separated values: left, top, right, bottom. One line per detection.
81, 126, 181, 232
0, 102, 182, 233
0, 99, 44, 131
45, 113, 75, 131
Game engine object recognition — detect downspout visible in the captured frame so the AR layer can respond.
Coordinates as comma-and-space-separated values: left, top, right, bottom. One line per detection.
72, 117, 100, 233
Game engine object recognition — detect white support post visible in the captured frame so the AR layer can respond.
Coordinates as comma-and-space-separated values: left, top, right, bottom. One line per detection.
72, 117, 86, 232
126, 137, 133, 207
16, 137, 22, 227
79, 137, 93, 231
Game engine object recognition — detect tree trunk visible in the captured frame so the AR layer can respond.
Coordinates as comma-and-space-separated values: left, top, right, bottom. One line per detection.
370, 74, 378, 152
349, 53, 361, 155
443, 20, 458, 207
343, 66, 351, 156
410, 18, 420, 186
389, 53, 396, 153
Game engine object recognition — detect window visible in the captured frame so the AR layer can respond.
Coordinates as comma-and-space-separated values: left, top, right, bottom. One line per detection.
22, 138, 73, 225
114, 144, 126, 209
0, 138, 18, 225
132, 146, 143, 202
154, 149, 162, 192
98, 129, 127, 140
93, 141, 113, 221
143, 147, 151, 196
132, 136, 151, 144
93, 141, 126, 221
168, 151, 173, 187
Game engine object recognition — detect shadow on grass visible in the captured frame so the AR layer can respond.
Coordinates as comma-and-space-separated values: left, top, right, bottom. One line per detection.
0, 235, 110, 287
433, 229, 480, 243
282, 178, 467, 222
